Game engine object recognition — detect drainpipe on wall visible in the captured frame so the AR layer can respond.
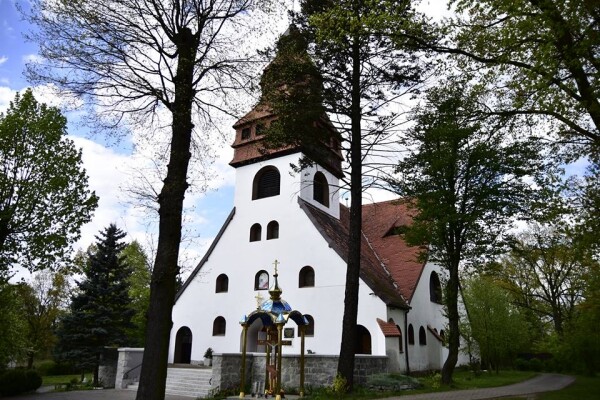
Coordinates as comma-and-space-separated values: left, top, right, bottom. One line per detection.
404, 309, 410, 375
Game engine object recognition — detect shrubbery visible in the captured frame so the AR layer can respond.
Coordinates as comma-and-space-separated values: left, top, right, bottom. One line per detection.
35, 360, 77, 376
0, 369, 42, 396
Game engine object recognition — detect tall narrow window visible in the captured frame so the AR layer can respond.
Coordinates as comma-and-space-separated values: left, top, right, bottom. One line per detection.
419, 326, 427, 345
250, 223, 262, 242
430, 271, 442, 303
313, 172, 329, 207
252, 166, 280, 200
266, 221, 279, 240
255, 270, 269, 290
299, 266, 315, 288
304, 315, 315, 336
408, 324, 415, 345
215, 274, 229, 293
213, 317, 226, 336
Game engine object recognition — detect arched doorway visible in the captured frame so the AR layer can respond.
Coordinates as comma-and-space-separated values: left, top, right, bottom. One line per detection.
174, 326, 192, 364
243, 318, 267, 353
354, 325, 372, 354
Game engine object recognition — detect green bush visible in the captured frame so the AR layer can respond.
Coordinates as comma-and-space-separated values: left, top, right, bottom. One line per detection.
0, 369, 42, 396
515, 358, 529, 371
366, 372, 422, 391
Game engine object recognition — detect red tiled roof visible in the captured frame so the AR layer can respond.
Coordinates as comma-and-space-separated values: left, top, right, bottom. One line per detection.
377, 318, 401, 337
362, 199, 427, 303
233, 103, 274, 128
299, 199, 409, 309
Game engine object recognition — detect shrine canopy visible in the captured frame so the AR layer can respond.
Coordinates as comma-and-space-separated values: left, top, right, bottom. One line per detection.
240, 265, 308, 328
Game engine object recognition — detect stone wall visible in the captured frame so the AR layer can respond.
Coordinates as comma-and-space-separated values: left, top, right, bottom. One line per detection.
214, 353, 388, 393
115, 348, 144, 389
98, 347, 119, 388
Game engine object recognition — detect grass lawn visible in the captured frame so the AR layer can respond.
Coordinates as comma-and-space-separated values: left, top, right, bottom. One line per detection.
41, 374, 92, 386
536, 375, 600, 400
304, 370, 537, 399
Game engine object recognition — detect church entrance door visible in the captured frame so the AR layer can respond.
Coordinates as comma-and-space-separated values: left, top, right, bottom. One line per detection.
174, 326, 193, 363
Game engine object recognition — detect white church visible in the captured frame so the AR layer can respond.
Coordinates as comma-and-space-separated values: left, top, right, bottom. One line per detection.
166, 35, 463, 389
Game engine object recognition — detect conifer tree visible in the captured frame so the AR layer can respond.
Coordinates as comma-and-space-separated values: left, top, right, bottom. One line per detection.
56, 224, 134, 386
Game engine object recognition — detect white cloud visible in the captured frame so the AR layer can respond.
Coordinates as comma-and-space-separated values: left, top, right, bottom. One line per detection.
0, 86, 17, 111
22, 54, 42, 64
0, 56, 7, 65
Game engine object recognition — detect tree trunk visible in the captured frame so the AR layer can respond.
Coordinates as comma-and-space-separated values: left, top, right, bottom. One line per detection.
337, 34, 363, 392
441, 260, 460, 384
94, 353, 100, 387
135, 28, 196, 400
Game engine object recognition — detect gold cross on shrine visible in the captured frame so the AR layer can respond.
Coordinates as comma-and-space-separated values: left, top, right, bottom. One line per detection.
255, 292, 264, 308
273, 259, 280, 274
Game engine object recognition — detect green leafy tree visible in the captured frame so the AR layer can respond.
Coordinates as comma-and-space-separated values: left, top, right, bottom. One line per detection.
391, 80, 545, 383
121, 241, 151, 347
0, 89, 98, 274
25, 1, 278, 397
444, 0, 599, 152
262, 1, 428, 388
495, 224, 591, 336
0, 281, 27, 369
56, 225, 134, 386
461, 275, 530, 373
15, 270, 70, 369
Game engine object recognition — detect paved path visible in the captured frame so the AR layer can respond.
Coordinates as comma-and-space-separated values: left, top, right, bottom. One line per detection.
13, 388, 192, 400
381, 373, 575, 399
13, 373, 575, 400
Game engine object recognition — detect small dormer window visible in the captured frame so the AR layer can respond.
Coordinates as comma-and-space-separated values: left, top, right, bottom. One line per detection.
384, 225, 409, 237
242, 127, 251, 140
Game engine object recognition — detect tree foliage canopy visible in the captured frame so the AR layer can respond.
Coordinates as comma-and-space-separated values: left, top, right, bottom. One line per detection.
446, 0, 600, 154
493, 224, 593, 335
461, 275, 530, 372
0, 90, 98, 274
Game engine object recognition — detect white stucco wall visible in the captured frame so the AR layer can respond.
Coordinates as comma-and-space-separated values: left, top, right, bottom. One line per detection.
169, 152, 390, 363
405, 262, 447, 371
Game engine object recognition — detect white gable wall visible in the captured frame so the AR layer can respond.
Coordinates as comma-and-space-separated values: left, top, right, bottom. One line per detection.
170, 152, 390, 363
406, 262, 446, 371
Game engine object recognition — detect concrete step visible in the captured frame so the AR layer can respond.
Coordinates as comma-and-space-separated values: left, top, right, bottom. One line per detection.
164, 367, 213, 398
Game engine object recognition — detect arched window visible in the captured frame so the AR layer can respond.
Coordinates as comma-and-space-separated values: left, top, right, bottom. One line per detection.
396, 325, 403, 352
255, 270, 269, 290
215, 274, 229, 293
419, 326, 427, 345
213, 316, 226, 336
252, 166, 280, 200
313, 172, 329, 207
299, 266, 315, 288
430, 271, 442, 303
266, 221, 279, 240
250, 223, 262, 242
304, 314, 314, 336
354, 325, 372, 354
408, 324, 415, 345
440, 329, 446, 344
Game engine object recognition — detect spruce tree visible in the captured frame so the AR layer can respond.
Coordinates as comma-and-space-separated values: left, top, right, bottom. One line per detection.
56, 224, 134, 386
